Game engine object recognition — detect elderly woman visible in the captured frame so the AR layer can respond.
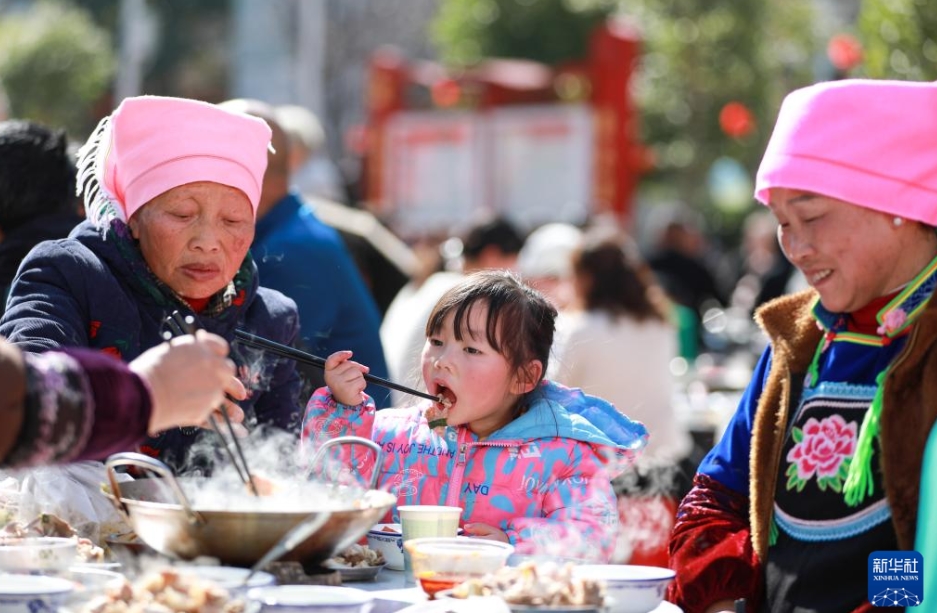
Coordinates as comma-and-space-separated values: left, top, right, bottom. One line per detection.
0, 96, 302, 471
668, 80, 937, 612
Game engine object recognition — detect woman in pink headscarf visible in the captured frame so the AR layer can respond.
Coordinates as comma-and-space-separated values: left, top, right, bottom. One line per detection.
668, 80, 937, 613
0, 96, 303, 473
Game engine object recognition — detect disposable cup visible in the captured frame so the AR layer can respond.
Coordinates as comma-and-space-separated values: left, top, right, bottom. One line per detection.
398, 505, 462, 580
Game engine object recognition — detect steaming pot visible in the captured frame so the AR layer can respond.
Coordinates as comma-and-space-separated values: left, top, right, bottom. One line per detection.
104, 437, 395, 568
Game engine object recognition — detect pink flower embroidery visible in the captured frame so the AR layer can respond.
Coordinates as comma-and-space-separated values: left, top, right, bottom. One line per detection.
787, 415, 857, 481
877, 308, 907, 336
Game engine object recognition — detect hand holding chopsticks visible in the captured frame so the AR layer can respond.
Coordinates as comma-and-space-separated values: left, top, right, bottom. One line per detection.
234, 329, 439, 402
164, 311, 260, 496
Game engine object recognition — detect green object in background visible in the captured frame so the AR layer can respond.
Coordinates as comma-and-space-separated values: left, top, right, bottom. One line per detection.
673, 303, 699, 361
914, 421, 937, 607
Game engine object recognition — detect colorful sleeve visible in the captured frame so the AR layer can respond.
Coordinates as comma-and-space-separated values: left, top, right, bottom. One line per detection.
666, 349, 773, 613
300, 385, 379, 485
503, 443, 619, 562
4, 348, 150, 468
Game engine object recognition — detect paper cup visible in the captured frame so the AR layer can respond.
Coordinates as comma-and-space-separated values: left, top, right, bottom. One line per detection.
398, 505, 462, 579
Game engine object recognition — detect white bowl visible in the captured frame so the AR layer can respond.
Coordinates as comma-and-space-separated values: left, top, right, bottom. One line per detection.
247, 585, 374, 612
0, 536, 78, 571
60, 566, 125, 607
366, 523, 404, 570
571, 565, 675, 613
0, 573, 74, 613
183, 564, 277, 596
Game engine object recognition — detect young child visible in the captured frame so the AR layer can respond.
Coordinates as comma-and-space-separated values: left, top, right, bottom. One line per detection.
301, 270, 647, 562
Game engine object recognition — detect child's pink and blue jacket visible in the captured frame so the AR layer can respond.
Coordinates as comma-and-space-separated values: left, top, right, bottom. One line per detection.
302, 380, 648, 561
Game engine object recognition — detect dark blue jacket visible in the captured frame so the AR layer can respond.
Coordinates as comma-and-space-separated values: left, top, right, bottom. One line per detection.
0, 219, 303, 470
252, 192, 390, 407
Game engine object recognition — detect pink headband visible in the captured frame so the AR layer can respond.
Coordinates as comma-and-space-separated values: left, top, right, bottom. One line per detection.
755, 79, 937, 226
77, 96, 271, 227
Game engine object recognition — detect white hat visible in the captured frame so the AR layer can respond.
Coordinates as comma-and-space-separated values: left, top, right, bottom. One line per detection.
517, 223, 583, 279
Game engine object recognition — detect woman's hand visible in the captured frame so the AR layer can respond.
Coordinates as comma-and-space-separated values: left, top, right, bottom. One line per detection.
462, 523, 509, 543
131, 330, 237, 435
324, 350, 369, 406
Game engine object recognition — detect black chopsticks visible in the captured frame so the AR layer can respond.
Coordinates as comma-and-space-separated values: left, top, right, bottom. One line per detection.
233, 329, 439, 402
163, 311, 260, 496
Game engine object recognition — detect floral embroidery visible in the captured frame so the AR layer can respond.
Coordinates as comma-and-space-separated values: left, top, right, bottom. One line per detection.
89, 320, 101, 339
785, 415, 857, 493
100, 346, 122, 359
877, 308, 907, 336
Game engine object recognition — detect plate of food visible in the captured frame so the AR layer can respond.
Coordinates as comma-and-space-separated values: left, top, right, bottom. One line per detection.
324, 543, 386, 582
439, 561, 608, 613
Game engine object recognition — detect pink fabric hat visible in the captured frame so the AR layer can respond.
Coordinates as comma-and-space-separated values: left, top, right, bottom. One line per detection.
77, 96, 271, 227
755, 79, 937, 226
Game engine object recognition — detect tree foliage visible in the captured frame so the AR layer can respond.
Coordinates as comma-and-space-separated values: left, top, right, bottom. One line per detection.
0, 0, 115, 138
432, 0, 618, 67
431, 0, 821, 231
857, 0, 937, 80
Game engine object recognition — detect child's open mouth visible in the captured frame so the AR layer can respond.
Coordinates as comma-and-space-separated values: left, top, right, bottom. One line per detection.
427, 385, 456, 429
435, 385, 456, 410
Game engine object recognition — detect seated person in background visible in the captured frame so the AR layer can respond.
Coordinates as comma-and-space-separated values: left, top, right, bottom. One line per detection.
0, 96, 303, 471
0, 120, 83, 313
0, 331, 239, 469
221, 98, 391, 407
304, 270, 647, 562
668, 79, 937, 613
552, 228, 693, 565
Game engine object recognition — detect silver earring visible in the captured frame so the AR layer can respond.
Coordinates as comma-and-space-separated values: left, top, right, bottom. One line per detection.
893, 217, 904, 227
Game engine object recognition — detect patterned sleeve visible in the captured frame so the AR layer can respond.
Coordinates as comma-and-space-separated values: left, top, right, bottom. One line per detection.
3, 348, 151, 469
300, 386, 379, 483
505, 443, 620, 563
667, 473, 763, 613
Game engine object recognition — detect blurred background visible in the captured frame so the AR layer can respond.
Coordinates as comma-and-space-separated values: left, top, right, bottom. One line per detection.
3, 0, 929, 242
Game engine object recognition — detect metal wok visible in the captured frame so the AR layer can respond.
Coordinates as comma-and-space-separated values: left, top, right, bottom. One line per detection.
104, 436, 395, 568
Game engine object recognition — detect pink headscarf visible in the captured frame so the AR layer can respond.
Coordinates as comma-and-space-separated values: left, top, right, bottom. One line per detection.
77, 95, 272, 228
755, 79, 937, 226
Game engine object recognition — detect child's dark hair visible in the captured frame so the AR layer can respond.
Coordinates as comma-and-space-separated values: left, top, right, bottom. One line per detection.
425, 269, 557, 393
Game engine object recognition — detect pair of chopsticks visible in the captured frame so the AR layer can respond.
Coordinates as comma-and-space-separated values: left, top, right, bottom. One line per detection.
163, 311, 260, 496
234, 329, 439, 402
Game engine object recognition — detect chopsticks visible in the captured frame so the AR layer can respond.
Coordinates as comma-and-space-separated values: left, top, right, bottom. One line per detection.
163, 311, 260, 496
233, 329, 439, 402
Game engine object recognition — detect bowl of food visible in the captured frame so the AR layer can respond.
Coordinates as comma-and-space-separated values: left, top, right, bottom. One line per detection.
571, 565, 675, 613
0, 536, 78, 571
445, 561, 607, 612
0, 573, 74, 613
366, 523, 403, 570
59, 566, 125, 608
404, 537, 514, 599
247, 585, 374, 612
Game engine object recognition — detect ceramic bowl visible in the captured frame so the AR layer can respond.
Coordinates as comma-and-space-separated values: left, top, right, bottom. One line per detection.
405, 537, 514, 598
247, 585, 374, 612
183, 564, 277, 596
59, 566, 125, 608
571, 565, 675, 613
437, 590, 604, 612
366, 523, 404, 570
0, 536, 78, 572
0, 573, 74, 613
